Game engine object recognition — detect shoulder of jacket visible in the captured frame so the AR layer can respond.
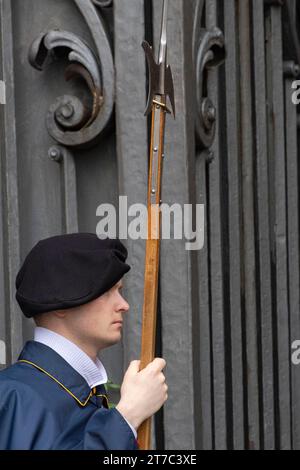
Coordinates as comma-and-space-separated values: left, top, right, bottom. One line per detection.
0, 367, 47, 406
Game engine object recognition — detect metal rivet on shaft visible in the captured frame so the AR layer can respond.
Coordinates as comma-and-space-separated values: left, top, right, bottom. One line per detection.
48, 146, 62, 162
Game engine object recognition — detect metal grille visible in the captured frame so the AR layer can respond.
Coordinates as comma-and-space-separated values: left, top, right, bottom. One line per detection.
0, 0, 299, 450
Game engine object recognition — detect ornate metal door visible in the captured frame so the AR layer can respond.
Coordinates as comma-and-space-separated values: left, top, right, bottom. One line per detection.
0, 0, 300, 450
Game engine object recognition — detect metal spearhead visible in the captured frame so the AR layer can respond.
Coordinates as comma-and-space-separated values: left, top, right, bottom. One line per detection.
142, 0, 175, 117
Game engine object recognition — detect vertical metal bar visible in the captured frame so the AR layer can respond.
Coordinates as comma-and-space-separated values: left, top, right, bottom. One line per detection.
62, 148, 78, 233
252, 0, 275, 450
48, 145, 79, 234
238, 0, 260, 449
224, 0, 245, 450
0, 0, 22, 364
206, 0, 227, 450
265, 3, 291, 449
196, 150, 213, 449
285, 77, 300, 450
0, 3, 7, 370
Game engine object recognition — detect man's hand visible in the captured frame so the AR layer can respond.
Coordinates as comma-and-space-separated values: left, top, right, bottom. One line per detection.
116, 358, 168, 430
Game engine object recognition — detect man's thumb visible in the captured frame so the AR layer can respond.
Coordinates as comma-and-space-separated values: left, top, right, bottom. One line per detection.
126, 360, 141, 375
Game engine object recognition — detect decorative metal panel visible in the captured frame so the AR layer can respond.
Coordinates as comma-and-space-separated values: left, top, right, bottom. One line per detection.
0, 0, 299, 450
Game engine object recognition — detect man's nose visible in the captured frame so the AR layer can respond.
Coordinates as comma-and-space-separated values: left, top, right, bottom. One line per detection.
119, 297, 129, 312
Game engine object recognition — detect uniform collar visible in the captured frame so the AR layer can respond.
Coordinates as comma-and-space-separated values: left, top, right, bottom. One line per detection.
33, 327, 108, 388
18, 340, 96, 406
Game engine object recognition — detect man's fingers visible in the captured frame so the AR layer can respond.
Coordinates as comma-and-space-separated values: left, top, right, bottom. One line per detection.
153, 358, 166, 369
159, 372, 166, 383
147, 358, 166, 372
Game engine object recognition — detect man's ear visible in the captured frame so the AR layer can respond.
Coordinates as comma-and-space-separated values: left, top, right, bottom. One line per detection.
53, 310, 67, 319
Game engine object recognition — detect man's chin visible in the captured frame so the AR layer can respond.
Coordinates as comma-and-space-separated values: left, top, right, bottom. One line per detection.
99, 335, 122, 349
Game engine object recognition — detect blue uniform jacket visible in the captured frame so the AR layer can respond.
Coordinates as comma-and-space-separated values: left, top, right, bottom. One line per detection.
0, 341, 139, 450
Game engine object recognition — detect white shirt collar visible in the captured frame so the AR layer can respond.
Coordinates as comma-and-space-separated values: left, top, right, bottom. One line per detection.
34, 327, 108, 388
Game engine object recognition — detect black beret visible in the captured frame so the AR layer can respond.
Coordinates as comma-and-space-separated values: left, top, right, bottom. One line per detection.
15, 233, 130, 318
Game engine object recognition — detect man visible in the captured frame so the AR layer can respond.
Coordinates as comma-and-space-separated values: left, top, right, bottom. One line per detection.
0, 233, 168, 450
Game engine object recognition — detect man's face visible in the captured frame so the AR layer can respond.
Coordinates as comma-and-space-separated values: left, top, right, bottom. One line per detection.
62, 279, 130, 351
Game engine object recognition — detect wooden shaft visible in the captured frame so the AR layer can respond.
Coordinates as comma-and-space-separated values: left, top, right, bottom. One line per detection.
138, 97, 166, 450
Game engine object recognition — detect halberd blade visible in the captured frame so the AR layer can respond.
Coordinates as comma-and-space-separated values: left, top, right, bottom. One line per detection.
142, 40, 160, 116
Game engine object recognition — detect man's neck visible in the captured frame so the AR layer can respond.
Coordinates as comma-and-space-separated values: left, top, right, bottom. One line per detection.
35, 326, 99, 362
33, 326, 108, 388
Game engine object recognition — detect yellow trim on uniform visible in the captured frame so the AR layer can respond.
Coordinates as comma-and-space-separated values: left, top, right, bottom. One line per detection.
17, 359, 93, 407
96, 394, 109, 408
